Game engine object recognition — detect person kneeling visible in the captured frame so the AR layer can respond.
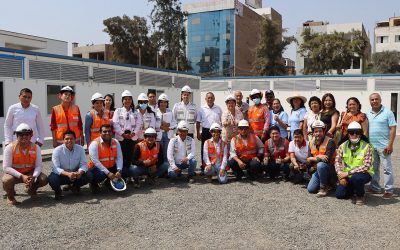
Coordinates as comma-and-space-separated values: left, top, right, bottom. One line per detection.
228, 120, 264, 181
335, 121, 374, 205
288, 129, 309, 183
263, 126, 290, 180
167, 121, 197, 183
48, 130, 88, 200
203, 123, 228, 184
2, 124, 47, 205
130, 128, 169, 187
88, 124, 123, 193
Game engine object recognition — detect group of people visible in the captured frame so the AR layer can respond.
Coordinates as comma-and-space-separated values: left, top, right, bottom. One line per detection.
2, 85, 396, 206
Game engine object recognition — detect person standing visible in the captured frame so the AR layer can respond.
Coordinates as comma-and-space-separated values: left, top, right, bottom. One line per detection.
2, 124, 48, 205
155, 93, 176, 161
50, 86, 83, 147
287, 94, 307, 140
234, 90, 249, 121
196, 92, 222, 174
367, 93, 397, 199
147, 90, 158, 112
172, 85, 197, 138
221, 95, 244, 147
104, 94, 115, 119
248, 89, 270, 142
48, 130, 88, 200
4, 88, 45, 148
303, 96, 322, 141
264, 90, 275, 110
269, 98, 289, 139
136, 93, 156, 141
319, 93, 339, 139
84, 93, 110, 146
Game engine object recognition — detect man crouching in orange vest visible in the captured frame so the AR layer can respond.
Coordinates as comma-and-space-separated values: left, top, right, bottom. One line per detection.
50, 86, 84, 148
248, 89, 270, 142
2, 123, 48, 205
87, 124, 123, 193
228, 120, 264, 181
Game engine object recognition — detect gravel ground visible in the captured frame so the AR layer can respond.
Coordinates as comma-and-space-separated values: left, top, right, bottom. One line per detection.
1, 141, 400, 250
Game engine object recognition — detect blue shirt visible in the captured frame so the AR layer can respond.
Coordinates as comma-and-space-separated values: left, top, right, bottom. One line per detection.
270, 110, 289, 139
288, 107, 307, 139
367, 106, 397, 149
51, 144, 88, 175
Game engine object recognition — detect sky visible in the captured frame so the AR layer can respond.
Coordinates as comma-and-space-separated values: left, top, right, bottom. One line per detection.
1, 0, 399, 60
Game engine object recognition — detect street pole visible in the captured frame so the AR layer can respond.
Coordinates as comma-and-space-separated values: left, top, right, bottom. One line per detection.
139, 47, 141, 66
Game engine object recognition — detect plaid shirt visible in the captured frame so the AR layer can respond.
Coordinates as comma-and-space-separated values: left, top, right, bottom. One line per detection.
335, 143, 373, 174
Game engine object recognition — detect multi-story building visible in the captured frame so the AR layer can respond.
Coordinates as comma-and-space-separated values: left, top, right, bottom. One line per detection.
375, 16, 400, 53
184, 0, 282, 77
284, 58, 295, 75
72, 43, 114, 61
295, 21, 371, 75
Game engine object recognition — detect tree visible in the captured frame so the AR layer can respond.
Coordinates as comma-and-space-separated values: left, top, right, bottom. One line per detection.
149, 0, 190, 70
298, 28, 370, 75
371, 51, 400, 74
253, 17, 295, 76
103, 15, 157, 66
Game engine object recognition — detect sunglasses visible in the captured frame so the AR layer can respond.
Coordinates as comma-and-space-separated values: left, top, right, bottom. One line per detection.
138, 101, 148, 104
348, 130, 362, 136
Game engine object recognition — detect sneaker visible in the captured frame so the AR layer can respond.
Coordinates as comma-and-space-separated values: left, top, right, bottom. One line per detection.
62, 184, 72, 192
133, 178, 141, 188
382, 192, 393, 199
187, 176, 195, 183
145, 177, 156, 186
355, 196, 365, 205
317, 188, 328, 197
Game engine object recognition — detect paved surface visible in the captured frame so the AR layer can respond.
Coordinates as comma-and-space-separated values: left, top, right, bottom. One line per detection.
0, 140, 400, 249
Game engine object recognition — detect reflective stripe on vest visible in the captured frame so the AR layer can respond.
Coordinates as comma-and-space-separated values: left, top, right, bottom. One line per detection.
233, 134, 258, 161
90, 110, 110, 141
12, 142, 36, 174
310, 136, 335, 165
173, 137, 192, 155
207, 139, 225, 165
341, 140, 374, 176
138, 141, 160, 166
54, 104, 82, 142
267, 138, 286, 159
88, 138, 117, 169
248, 105, 266, 137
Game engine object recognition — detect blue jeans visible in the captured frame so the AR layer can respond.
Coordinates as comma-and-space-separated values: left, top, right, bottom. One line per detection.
204, 164, 228, 184
336, 172, 372, 199
168, 159, 197, 178
129, 162, 169, 178
48, 172, 89, 192
160, 132, 170, 162
307, 162, 334, 193
87, 166, 117, 184
371, 148, 394, 193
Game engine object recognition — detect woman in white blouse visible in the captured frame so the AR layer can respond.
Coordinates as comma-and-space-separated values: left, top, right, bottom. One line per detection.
136, 93, 156, 141
303, 96, 322, 141
155, 93, 176, 161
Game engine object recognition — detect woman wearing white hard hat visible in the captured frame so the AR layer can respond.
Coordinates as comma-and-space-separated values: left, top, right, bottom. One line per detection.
112, 90, 143, 176
221, 95, 243, 147
155, 93, 177, 161
84, 93, 111, 146
203, 123, 228, 184
172, 85, 197, 138
136, 93, 156, 141
287, 93, 307, 140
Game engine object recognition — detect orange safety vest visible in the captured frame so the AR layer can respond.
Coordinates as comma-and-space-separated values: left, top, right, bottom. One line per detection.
88, 138, 117, 169
310, 136, 335, 165
53, 104, 82, 143
90, 109, 110, 142
207, 139, 225, 165
12, 142, 37, 174
233, 134, 258, 161
248, 105, 266, 137
138, 141, 160, 166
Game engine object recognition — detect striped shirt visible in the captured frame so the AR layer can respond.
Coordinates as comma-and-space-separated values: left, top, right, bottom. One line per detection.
366, 106, 397, 149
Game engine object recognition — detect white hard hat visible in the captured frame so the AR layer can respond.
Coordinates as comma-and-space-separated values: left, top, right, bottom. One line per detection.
137, 93, 148, 101
91, 92, 104, 101
311, 120, 326, 129
121, 90, 132, 98
144, 128, 157, 135
181, 85, 192, 93
158, 93, 169, 101
110, 178, 126, 192
177, 121, 189, 131
15, 123, 32, 133
210, 123, 222, 131
250, 89, 261, 96
60, 86, 74, 94
238, 120, 249, 127
225, 95, 236, 103
348, 121, 362, 130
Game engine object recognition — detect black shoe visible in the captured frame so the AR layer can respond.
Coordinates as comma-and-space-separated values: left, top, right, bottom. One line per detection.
187, 176, 195, 183
90, 183, 100, 194
199, 169, 205, 176
54, 190, 63, 200
71, 186, 81, 195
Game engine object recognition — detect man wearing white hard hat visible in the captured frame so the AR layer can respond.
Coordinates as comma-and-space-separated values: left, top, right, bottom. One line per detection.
248, 89, 270, 142
167, 121, 197, 182
112, 90, 143, 175
84, 92, 111, 146
172, 85, 197, 138
4, 88, 45, 148
228, 120, 264, 181
306, 120, 336, 197
129, 128, 169, 187
203, 123, 228, 184
2, 123, 48, 205
50, 86, 84, 147
136, 93, 156, 141
196, 92, 222, 175
335, 121, 374, 205
155, 93, 177, 161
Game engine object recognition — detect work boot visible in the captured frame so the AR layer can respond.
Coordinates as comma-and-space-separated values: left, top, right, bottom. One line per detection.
54, 190, 63, 200
207, 175, 213, 183
355, 196, 365, 205
317, 188, 328, 197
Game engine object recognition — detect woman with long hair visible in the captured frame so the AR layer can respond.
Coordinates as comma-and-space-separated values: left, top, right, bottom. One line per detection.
303, 96, 322, 141
269, 98, 289, 139
319, 93, 339, 139
337, 97, 368, 144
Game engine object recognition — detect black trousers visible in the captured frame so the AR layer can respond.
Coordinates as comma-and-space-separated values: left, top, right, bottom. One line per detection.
228, 158, 263, 179
201, 127, 212, 168
119, 139, 136, 177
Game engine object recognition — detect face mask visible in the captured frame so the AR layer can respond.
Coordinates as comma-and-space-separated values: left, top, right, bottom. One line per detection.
350, 137, 361, 144
253, 98, 261, 105
139, 103, 148, 110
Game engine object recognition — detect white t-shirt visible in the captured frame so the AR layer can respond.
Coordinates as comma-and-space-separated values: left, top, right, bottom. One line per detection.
288, 140, 309, 163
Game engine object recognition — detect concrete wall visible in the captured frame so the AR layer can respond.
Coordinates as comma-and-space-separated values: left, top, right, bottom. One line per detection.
375, 26, 400, 53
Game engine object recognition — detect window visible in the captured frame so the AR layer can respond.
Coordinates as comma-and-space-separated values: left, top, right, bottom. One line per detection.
47, 85, 75, 114
223, 33, 230, 40
204, 56, 210, 62
352, 57, 361, 69
191, 18, 200, 25
377, 36, 389, 43
0, 81, 3, 117
391, 93, 398, 122
395, 35, 400, 43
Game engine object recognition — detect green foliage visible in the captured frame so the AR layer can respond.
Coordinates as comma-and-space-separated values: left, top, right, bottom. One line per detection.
298, 28, 369, 75
371, 51, 400, 74
253, 17, 295, 76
